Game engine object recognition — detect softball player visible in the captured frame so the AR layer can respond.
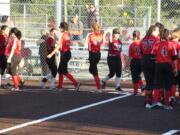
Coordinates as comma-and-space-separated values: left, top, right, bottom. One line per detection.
101, 28, 123, 91
152, 29, 177, 110
7, 28, 23, 91
169, 29, 180, 101
140, 25, 160, 108
129, 30, 144, 95
0, 25, 9, 88
177, 40, 180, 103
41, 28, 58, 89
86, 23, 103, 90
47, 22, 80, 91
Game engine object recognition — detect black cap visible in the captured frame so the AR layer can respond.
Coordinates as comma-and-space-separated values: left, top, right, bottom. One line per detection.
113, 28, 120, 34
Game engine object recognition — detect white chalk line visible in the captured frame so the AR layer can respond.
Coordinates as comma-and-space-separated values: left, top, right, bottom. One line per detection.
0, 93, 132, 134
162, 130, 180, 135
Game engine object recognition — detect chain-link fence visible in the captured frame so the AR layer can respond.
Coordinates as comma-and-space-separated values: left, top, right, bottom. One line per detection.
0, 0, 179, 80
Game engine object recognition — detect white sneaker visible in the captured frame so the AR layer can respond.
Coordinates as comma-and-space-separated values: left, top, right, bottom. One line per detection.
151, 102, 163, 108
163, 105, 173, 110
145, 103, 151, 109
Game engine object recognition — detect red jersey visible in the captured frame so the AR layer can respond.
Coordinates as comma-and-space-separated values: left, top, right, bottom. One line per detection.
46, 36, 55, 54
108, 39, 122, 56
129, 40, 142, 59
140, 35, 159, 55
152, 40, 177, 63
0, 34, 8, 55
177, 41, 180, 71
87, 32, 103, 52
60, 31, 71, 52
8, 39, 21, 55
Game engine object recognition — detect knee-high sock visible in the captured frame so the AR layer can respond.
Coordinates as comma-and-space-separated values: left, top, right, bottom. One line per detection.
65, 73, 77, 85
50, 78, 56, 88
5, 74, 11, 85
154, 89, 160, 102
138, 80, 144, 88
46, 73, 53, 80
58, 74, 63, 88
102, 75, 110, 83
164, 90, 171, 105
16, 74, 22, 82
158, 88, 163, 101
12, 76, 19, 87
115, 77, 121, 88
171, 85, 176, 97
133, 83, 138, 93
145, 90, 153, 104
94, 75, 100, 89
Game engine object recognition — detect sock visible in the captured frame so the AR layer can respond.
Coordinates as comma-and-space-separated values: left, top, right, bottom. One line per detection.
50, 78, 56, 88
158, 88, 163, 102
115, 77, 121, 88
94, 75, 100, 89
58, 74, 63, 88
145, 90, 152, 104
154, 89, 160, 102
171, 85, 176, 97
102, 75, 110, 83
5, 74, 11, 85
65, 73, 77, 85
46, 73, 53, 80
12, 76, 19, 87
164, 90, 171, 105
133, 83, 138, 93
138, 80, 144, 88
16, 74, 22, 82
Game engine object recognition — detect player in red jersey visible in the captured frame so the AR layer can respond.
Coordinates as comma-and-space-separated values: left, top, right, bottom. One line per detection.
169, 29, 180, 102
41, 28, 58, 89
7, 28, 23, 91
128, 30, 144, 95
155, 22, 164, 40
151, 29, 177, 110
0, 25, 9, 88
177, 40, 180, 103
140, 25, 160, 108
47, 22, 80, 91
86, 23, 103, 90
101, 28, 124, 91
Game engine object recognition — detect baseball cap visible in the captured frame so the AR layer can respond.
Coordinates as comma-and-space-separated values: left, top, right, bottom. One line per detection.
113, 28, 120, 34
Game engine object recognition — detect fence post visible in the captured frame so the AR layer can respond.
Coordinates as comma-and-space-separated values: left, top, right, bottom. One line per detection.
23, 3, 26, 37
56, 0, 62, 28
94, 0, 99, 23
157, 0, 161, 22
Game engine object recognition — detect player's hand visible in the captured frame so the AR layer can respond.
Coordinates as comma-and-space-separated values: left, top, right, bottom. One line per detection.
7, 58, 11, 63
47, 54, 52, 59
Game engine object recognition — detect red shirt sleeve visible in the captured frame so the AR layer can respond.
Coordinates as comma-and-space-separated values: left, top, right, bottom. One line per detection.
129, 43, 134, 57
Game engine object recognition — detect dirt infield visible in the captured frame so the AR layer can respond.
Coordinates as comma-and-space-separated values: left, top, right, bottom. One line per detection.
0, 80, 180, 135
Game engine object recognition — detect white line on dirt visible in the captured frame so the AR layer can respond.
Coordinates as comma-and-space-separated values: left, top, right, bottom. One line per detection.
0, 93, 132, 134
162, 130, 180, 135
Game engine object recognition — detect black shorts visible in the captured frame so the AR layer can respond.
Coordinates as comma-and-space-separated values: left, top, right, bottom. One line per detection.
154, 63, 172, 90
7, 54, 21, 76
0, 55, 7, 75
130, 58, 142, 83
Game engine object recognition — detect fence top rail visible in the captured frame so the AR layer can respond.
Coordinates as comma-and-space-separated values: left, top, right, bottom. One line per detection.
1, 2, 151, 9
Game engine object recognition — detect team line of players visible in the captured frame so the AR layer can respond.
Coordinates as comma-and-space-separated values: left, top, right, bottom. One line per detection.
0, 22, 180, 110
